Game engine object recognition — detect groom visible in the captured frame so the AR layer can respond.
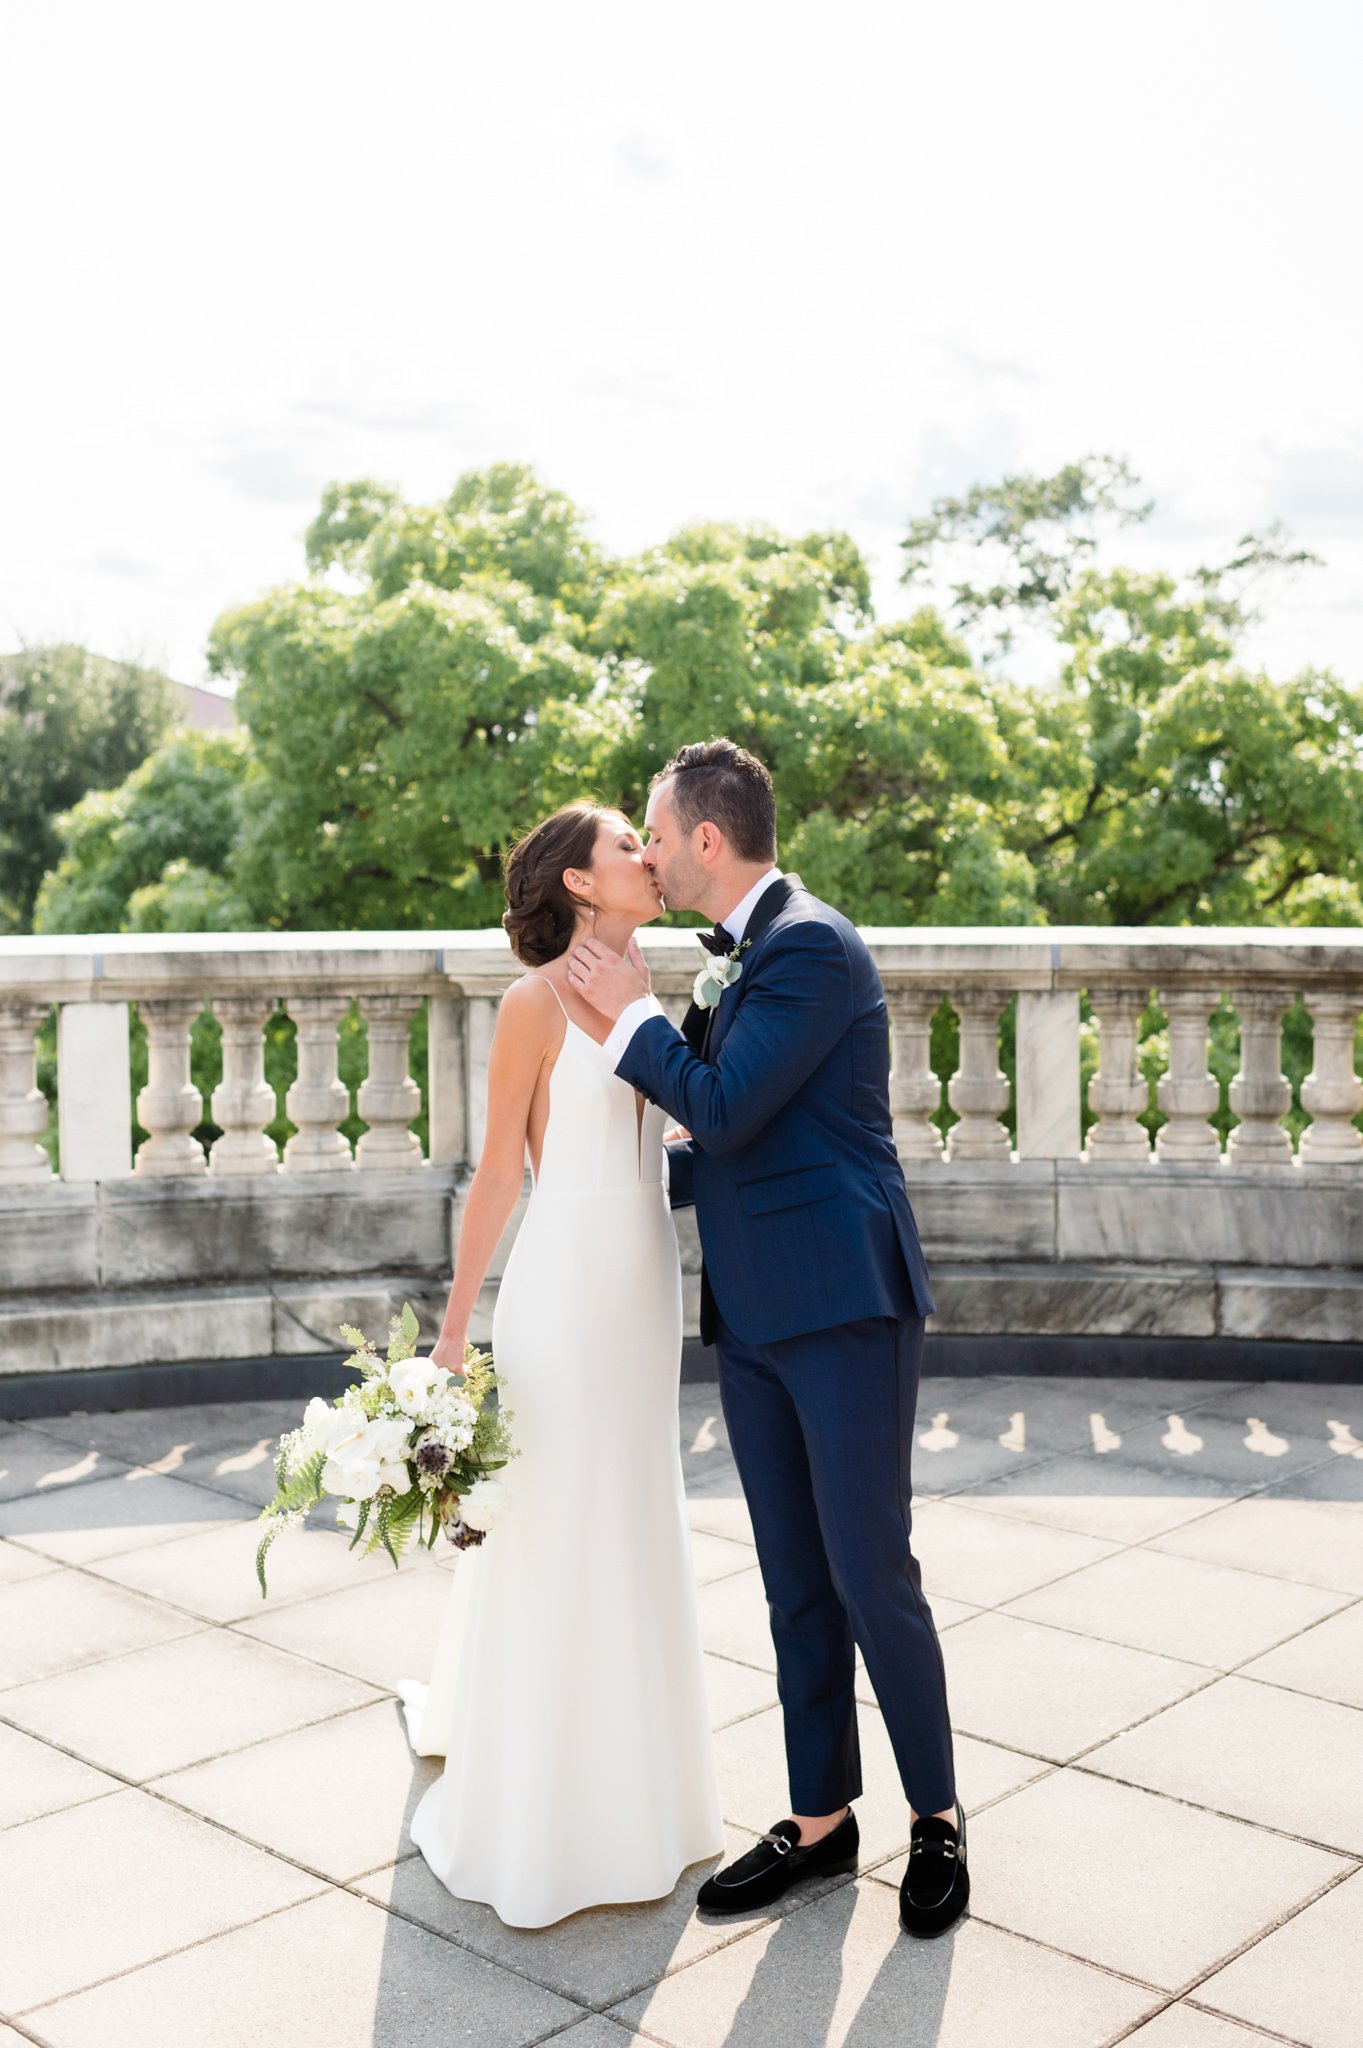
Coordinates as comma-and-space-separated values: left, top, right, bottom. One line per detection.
568, 737, 968, 1938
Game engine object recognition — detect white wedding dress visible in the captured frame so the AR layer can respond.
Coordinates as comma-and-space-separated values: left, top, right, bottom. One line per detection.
398, 987, 723, 1927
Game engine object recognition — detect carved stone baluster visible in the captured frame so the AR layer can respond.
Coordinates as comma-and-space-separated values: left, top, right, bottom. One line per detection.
1155, 987, 1222, 1163
887, 986, 944, 1160
1300, 991, 1363, 1163
0, 1000, 54, 1186
357, 994, 424, 1170
1085, 988, 1151, 1162
135, 997, 208, 1177
946, 990, 1011, 1160
209, 996, 279, 1176
283, 994, 353, 1173
1227, 989, 1293, 1165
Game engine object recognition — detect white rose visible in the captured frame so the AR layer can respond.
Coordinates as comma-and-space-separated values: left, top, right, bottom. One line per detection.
386, 1358, 440, 1417
460, 1477, 508, 1532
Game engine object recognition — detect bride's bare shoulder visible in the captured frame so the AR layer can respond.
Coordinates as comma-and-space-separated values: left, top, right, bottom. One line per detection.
497, 971, 566, 1037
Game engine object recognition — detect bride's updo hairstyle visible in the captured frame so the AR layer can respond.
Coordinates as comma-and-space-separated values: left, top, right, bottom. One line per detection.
502, 802, 611, 966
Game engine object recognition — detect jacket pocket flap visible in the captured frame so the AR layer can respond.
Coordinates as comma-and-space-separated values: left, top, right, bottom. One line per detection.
737, 1163, 839, 1216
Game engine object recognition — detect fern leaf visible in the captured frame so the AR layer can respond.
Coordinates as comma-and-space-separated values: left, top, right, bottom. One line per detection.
346, 1497, 372, 1551
259, 1447, 327, 1521
256, 1515, 290, 1597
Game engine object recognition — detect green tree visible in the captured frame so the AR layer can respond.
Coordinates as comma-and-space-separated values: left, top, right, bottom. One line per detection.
34, 729, 253, 934
1024, 569, 1363, 925
899, 455, 1154, 653
0, 644, 173, 930
210, 466, 619, 931
41, 457, 1360, 944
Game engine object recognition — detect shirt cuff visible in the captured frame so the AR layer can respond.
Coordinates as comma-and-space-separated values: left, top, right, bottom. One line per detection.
605, 994, 665, 1067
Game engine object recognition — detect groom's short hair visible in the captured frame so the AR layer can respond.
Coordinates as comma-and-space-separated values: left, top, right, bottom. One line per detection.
652, 738, 777, 862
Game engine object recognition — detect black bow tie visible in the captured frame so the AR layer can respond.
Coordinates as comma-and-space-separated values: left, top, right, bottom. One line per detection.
697, 924, 737, 957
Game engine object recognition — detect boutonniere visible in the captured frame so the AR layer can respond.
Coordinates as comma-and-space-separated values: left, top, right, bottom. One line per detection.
693, 937, 751, 1010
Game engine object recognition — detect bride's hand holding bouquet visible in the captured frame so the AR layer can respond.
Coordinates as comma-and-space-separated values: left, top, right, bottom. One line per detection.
254, 1303, 516, 1595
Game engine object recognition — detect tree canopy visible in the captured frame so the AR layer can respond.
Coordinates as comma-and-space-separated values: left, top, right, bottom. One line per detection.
28, 458, 1362, 936
0, 645, 172, 931
34, 729, 253, 934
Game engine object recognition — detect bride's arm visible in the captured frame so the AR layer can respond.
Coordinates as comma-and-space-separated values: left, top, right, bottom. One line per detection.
430, 981, 555, 1370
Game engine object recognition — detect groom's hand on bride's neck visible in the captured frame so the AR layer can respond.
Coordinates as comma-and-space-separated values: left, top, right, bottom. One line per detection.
566, 935, 650, 1020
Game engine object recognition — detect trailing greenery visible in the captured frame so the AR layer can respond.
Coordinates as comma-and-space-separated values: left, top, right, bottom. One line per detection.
254, 1447, 327, 1597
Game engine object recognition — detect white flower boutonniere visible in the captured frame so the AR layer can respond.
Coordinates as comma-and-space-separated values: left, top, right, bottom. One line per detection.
693, 937, 751, 1010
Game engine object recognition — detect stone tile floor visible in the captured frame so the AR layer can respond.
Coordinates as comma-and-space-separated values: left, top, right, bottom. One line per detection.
1, 1372, 1360, 2047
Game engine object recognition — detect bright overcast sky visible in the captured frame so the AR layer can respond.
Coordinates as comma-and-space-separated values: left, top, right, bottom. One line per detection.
2, 0, 1360, 688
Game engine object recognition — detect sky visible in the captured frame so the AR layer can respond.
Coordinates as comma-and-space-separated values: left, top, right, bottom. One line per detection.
2, 0, 1360, 690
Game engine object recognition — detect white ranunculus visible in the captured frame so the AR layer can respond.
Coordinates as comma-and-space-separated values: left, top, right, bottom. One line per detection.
460, 1477, 508, 1532
693, 966, 725, 1009
386, 1358, 440, 1417
295, 1398, 361, 1469
322, 1415, 413, 1501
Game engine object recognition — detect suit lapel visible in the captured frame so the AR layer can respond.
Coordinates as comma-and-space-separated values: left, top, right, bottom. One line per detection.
707, 874, 800, 1059
742, 873, 797, 949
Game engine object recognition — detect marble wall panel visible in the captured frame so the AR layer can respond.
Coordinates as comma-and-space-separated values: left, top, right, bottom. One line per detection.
97, 1177, 456, 1288
1056, 1168, 1363, 1270
270, 1280, 453, 1356
0, 1192, 98, 1294
907, 1162, 1057, 1262
0, 1287, 274, 1375
929, 1262, 1217, 1338
1217, 1268, 1363, 1343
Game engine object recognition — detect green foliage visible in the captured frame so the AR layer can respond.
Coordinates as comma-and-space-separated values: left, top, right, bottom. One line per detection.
304, 479, 403, 574
1030, 576, 1363, 925
899, 455, 1153, 651
255, 1447, 327, 1595
33, 729, 253, 934
26, 456, 1361, 948
0, 645, 173, 931
363, 1485, 424, 1569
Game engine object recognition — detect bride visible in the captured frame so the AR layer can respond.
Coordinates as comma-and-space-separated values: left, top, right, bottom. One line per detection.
398, 801, 724, 1928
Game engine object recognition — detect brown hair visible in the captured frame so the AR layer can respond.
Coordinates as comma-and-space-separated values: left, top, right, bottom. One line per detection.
502, 802, 611, 965
651, 737, 777, 862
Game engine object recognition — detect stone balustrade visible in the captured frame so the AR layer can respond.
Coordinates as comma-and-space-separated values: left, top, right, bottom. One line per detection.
1, 926, 1362, 1379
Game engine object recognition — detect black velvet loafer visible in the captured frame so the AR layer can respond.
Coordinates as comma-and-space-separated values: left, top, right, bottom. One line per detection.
696, 1809, 860, 1914
899, 1804, 969, 1937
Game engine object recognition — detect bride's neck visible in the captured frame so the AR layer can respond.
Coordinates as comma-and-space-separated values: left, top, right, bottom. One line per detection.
573, 910, 636, 958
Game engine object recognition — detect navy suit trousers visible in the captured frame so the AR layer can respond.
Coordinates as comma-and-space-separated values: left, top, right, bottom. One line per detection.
714, 1310, 956, 1819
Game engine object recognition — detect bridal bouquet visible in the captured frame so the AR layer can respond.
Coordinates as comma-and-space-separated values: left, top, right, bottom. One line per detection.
255, 1303, 516, 1596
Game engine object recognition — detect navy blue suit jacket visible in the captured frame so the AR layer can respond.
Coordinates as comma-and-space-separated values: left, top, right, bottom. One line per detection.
617, 876, 935, 1346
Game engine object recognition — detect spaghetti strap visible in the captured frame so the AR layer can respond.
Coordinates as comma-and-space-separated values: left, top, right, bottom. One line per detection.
540, 977, 571, 1022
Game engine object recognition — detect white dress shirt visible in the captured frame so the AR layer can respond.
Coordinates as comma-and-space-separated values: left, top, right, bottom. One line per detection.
604, 866, 784, 1069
